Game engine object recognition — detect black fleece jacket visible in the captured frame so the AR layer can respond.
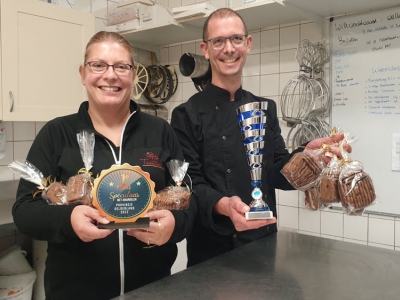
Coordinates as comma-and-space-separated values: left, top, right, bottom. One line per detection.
13, 101, 196, 300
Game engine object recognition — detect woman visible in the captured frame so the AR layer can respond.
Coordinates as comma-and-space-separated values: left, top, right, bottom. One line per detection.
12, 31, 195, 300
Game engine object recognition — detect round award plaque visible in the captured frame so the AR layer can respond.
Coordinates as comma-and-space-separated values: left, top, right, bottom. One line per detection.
92, 164, 155, 227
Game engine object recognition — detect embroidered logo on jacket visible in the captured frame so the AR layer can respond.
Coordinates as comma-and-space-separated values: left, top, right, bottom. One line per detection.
140, 152, 162, 168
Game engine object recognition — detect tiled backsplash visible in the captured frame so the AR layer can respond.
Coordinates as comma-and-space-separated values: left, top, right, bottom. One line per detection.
0, 122, 44, 181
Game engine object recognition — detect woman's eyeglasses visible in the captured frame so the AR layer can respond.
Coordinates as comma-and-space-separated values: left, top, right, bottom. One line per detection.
85, 61, 134, 76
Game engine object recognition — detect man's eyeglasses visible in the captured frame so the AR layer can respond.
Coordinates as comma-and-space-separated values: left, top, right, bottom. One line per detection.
85, 61, 134, 76
204, 34, 248, 50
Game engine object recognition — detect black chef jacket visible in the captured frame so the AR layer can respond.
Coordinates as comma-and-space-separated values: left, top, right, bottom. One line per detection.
171, 82, 303, 266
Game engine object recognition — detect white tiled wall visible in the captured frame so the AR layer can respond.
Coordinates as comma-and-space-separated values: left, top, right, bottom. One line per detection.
1, 2, 400, 298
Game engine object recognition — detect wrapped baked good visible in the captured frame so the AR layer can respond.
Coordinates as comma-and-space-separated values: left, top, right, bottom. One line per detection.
66, 131, 94, 206
152, 159, 191, 211
335, 131, 376, 215
304, 186, 323, 211
281, 150, 324, 191
317, 157, 341, 204
66, 174, 92, 205
43, 182, 68, 205
8, 160, 67, 205
338, 162, 376, 215
153, 186, 191, 210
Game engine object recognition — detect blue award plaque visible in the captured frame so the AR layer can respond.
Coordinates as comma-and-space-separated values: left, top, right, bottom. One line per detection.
237, 102, 274, 220
92, 164, 155, 229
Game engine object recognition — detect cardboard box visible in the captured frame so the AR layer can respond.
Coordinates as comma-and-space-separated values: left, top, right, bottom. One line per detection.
139, 3, 175, 28
105, 19, 140, 32
107, 0, 145, 26
107, 0, 175, 28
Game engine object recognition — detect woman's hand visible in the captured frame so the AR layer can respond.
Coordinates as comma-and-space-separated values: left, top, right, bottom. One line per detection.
71, 205, 114, 242
126, 210, 175, 246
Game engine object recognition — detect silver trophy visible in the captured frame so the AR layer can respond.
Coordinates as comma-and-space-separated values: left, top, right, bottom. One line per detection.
237, 102, 274, 220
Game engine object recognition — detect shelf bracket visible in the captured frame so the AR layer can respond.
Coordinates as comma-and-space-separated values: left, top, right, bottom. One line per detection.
274, 0, 325, 35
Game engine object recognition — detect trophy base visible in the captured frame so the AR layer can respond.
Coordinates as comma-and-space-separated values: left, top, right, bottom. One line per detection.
245, 211, 274, 220
97, 217, 150, 229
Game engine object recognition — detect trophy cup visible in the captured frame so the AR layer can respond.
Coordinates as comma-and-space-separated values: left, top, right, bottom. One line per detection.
237, 102, 274, 220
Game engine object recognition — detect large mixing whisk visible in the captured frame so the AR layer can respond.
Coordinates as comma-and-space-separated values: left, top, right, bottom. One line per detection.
282, 38, 331, 123
308, 78, 330, 117
312, 42, 330, 74
295, 39, 315, 73
282, 38, 331, 149
286, 114, 331, 149
280, 74, 315, 126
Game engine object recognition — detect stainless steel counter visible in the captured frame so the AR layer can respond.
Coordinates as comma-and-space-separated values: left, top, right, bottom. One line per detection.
114, 231, 400, 300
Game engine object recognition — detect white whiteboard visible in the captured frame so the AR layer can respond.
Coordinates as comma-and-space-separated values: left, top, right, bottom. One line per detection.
330, 6, 400, 215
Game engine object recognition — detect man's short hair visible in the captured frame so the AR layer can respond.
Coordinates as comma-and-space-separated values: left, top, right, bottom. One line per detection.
202, 8, 248, 41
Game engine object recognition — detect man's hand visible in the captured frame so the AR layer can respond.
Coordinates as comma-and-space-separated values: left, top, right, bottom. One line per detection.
305, 132, 352, 164
214, 196, 277, 232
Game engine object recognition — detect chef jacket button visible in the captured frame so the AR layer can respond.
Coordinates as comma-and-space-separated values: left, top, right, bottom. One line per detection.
215, 105, 219, 110
222, 136, 226, 140
227, 169, 231, 173
233, 234, 237, 239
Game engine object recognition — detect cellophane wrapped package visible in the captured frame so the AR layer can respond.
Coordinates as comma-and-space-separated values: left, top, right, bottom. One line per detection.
8, 160, 67, 205
65, 131, 95, 206
152, 159, 191, 211
317, 156, 342, 204
304, 186, 328, 211
336, 131, 376, 215
281, 150, 325, 191
338, 161, 377, 216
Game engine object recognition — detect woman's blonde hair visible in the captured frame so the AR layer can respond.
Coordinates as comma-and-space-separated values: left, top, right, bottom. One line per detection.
84, 31, 135, 65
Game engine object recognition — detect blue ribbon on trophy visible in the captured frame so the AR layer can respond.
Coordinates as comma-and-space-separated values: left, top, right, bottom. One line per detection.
237, 102, 274, 220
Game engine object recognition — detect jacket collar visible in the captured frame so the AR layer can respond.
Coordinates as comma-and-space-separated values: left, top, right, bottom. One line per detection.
76, 100, 141, 134
204, 82, 244, 102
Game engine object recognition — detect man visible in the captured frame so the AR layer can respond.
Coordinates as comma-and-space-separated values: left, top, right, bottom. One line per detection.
171, 8, 347, 267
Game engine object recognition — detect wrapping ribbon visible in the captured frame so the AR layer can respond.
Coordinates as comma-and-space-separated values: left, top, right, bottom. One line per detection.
78, 168, 93, 177
33, 176, 54, 198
